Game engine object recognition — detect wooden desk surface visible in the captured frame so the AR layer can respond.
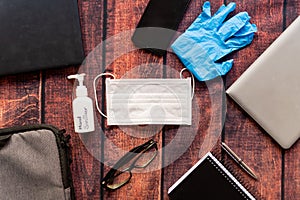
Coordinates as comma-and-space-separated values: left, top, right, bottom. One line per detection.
0, 0, 299, 199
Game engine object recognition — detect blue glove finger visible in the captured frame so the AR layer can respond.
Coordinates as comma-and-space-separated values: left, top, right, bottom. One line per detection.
225, 22, 257, 48
234, 23, 257, 37
188, 1, 211, 31
215, 33, 255, 60
210, 2, 236, 27
217, 12, 251, 41
197, 1, 211, 23
214, 4, 226, 16
225, 33, 255, 48
222, 22, 257, 53
202, 1, 211, 17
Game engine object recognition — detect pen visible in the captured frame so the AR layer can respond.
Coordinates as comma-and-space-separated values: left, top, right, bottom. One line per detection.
221, 142, 258, 180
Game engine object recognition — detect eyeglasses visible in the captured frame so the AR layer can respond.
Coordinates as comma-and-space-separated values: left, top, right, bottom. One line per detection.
101, 139, 158, 190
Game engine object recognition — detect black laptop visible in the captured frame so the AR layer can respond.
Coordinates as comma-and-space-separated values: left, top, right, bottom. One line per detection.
0, 0, 84, 75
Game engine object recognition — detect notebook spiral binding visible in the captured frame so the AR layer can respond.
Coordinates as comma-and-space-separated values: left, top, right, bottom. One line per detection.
211, 144, 263, 200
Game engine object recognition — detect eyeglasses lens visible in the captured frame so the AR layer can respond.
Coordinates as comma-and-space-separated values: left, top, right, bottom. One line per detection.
106, 170, 131, 190
134, 146, 157, 168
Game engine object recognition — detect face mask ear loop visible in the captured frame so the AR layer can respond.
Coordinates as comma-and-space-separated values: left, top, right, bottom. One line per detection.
93, 73, 116, 118
180, 68, 195, 99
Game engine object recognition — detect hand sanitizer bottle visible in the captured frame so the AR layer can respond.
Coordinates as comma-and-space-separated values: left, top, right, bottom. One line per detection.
67, 73, 95, 133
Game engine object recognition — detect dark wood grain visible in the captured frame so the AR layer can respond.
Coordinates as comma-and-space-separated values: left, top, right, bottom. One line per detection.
0, 73, 41, 127
78, 0, 105, 55
284, 142, 300, 200
225, 1, 285, 199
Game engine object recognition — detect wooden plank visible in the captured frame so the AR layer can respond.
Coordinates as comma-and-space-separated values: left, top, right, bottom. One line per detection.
225, 1, 284, 199
163, 0, 226, 199
43, 0, 104, 199
284, 142, 300, 200
43, 66, 101, 200
0, 73, 41, 128
79, 0, 105, 55
283, 1, 300, 199
103, 0, 163, 199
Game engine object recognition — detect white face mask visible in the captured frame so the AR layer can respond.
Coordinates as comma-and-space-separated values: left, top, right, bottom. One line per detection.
93, 70, 194, 125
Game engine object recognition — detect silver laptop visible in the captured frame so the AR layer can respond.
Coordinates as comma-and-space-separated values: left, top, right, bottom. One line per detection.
226, 16, 300, 149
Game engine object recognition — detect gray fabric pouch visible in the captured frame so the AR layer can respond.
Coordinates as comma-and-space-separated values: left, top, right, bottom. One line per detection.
0, 124, 74, 200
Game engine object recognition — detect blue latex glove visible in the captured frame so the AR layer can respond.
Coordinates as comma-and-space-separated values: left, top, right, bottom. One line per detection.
171, 1, 257, 81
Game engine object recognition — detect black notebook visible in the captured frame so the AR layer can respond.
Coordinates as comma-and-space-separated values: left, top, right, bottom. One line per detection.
168, 152, 256, 200
0, 0, 84, 75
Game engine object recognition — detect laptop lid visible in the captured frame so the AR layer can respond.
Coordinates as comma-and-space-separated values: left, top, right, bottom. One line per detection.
0, 0, 84, 75
226, 16, 300, 149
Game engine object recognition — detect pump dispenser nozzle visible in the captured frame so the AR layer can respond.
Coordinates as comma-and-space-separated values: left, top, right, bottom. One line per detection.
67, 73, 85, 85
67, 73, 88, 97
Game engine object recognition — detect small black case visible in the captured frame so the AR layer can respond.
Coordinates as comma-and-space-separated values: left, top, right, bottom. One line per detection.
132, 0, 191, 56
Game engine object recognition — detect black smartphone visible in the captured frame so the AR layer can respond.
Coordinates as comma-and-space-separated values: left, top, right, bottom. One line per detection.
132, 0, 191, 56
